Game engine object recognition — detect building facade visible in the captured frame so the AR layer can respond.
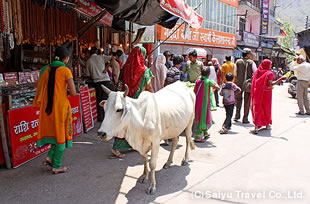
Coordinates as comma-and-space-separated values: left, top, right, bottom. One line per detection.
154, 0, 239, 65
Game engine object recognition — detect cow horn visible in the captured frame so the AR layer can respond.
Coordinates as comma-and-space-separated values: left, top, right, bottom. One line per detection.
123, 84, 129, 97
101, 85, 111, 95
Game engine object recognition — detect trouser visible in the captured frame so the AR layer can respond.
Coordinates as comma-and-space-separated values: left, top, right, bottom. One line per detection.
235, 90, 251, 122
195, 128, 209, 140
296, 80, 310, 114
214, 90, 219, 105
223, 104, 235, 128
95, 81, 114, 122
47, 144, 64, 169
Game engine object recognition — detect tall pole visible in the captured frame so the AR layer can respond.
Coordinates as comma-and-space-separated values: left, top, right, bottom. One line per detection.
306, 16, 309, 29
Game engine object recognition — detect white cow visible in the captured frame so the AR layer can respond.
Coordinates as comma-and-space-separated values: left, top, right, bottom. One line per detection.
98, 81, 196, 194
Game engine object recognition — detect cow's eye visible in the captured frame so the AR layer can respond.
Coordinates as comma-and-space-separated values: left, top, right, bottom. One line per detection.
116, 109, 123, 113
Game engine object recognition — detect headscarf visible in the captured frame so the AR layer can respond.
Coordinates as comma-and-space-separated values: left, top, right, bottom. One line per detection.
211, 58, 222, 85
250, 59, 273, 124
150, 54, 167, 92
137, 45, 146, 57
123, 46, 146, 97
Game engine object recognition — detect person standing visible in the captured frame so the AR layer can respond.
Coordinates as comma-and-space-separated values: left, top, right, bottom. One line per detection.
163, 51, 173, 69
180, 54, 188, 81
290, 55, 310, 115
251, 59, 287, 134
234, 48, 257, 123
111, 46, 154, 158
150, 54, 167, 92
86, 47, 114, 122
33, 46, 77, 174
212, 58, 222, 107
182, 50, 204, 83
165, 55, 183, 85
207, 62, 218, 110
116, 49, 128, 68
219, 73, 241, 134
194, 67, 220, 142
221, 56, 236, 83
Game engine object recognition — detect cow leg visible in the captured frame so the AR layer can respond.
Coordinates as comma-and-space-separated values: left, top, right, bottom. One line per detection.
182, 121, 195, 166
138, 154, 149, 184
163, 136, 179, 169
146, 142, 160, 195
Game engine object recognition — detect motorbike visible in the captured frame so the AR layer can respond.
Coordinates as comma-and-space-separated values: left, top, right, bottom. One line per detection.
288, 75, 297, 98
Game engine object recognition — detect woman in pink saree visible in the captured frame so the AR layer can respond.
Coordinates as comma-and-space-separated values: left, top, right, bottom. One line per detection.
251, 59, 287, 134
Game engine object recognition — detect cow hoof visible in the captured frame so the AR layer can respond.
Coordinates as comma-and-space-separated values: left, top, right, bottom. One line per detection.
163, 162, 171, 169
138, 175, 149, 184
181, 160, 189, 166
146, 185, 156, 195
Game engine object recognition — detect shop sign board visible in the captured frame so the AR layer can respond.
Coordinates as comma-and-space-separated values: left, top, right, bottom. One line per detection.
77, 0, 113, 27
79, 85, 94, 132
261, 0, 270, 34
89, 88, 97, 122
243, 32, 260, 48
68, 95, 83, 137
8, 106, 51, 168
217, 0, 239, 8
157, 24, 237, 48
160, 0, 203, 28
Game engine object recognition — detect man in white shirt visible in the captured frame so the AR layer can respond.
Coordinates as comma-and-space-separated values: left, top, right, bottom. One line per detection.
234, 48, 257, 123
290, 55, 310, 115
86, 47, 114, 122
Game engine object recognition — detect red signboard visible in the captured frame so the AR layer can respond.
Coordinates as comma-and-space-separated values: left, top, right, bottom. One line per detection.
77, 0, 113, 27
80, 85, 94, 132
8, 106, 51, 168
68, 94, 83, 137
89, 88, 97, 122
217, 0, 239, 8
160, 0, 203, 29
4, 72, 18, 85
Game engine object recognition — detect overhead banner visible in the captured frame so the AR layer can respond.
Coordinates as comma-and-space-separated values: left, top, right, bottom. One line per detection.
217, 0, 239, 8
159, 0, 203, 28
157, 24, 237, 48
77, 0, 113, 27
261, 0, 270, 34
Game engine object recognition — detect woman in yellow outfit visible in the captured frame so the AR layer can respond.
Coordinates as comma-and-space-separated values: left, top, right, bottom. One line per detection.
33, 46, 76, 174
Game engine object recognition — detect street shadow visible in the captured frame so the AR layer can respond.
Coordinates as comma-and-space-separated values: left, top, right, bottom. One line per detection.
289, 115, 310, 119
250, 128, 288, 141
126, 165, 191, 204
233, 121, 255, 128
160, 143, 183, 151
194, 140, 217, 148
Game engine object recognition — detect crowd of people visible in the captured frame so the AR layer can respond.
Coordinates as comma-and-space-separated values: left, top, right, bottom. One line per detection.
33, 44, 310, 173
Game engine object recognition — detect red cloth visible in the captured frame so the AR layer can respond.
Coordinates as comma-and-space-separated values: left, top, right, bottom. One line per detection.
251, 59, 274, 127
123, 47, 146, 97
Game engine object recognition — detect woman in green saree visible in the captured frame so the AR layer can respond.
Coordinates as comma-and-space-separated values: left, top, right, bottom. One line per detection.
111, 46, 154, 158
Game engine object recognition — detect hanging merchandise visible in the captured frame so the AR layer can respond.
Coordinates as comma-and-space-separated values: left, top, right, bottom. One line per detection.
11, 0, 23, 45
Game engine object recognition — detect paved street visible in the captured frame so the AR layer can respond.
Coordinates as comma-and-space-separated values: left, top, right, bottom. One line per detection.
1, 84, 310, 204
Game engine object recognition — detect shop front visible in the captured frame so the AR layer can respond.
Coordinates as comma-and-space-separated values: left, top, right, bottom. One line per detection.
155, 24, 237, 65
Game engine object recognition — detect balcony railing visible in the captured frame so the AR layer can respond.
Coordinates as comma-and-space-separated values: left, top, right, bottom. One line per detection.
239, 0, 261, 12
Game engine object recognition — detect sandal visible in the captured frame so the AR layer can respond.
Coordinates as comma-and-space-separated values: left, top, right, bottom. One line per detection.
251, 129, 258, 134
194, 139, 205, 143
219, 128, 228, 134
52, 167, 69, 174
111, 149, 126, 158
42, 158, 53, 167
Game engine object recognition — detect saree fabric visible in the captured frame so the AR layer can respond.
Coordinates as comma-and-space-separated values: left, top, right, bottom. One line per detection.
195, 76, 215, 137
250, 59, 274, 127
33, 65, 73, 151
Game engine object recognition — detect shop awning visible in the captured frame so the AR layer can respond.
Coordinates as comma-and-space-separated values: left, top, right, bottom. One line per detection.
94, 0, 203, 29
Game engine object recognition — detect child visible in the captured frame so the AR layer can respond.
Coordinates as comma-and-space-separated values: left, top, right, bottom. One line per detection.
194, 67, 220, 142
219, 73, 241, 134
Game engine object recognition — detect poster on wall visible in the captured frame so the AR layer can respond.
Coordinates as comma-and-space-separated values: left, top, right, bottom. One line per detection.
8, 106, 51, 168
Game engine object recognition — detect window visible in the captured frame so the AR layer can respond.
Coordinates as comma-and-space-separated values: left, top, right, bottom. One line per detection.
239, 17, 246, 37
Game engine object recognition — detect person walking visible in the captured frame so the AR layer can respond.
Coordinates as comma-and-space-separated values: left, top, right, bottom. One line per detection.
111, 46, 154, 158
221, 56, 236, 83
251, 59, 287, 134
86, 47, 114, 122
212, 58, 222, 107
234, 48, 257, 123
182, 50, 204, 83
150, 54, 167, 92
290, 55, 310, 115
219, 73, 241, 134
207, 62, 218, 111
33, 46, 77, 174
194, 67, 220, 142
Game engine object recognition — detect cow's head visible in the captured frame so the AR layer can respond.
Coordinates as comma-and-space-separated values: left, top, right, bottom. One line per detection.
98, 85, 130, 141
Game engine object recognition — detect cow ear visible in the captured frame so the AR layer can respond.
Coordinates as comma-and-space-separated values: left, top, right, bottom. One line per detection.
99, 100, 106, 107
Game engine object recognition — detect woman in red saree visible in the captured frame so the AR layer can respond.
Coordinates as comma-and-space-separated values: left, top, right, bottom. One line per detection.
251, 59, 287, 134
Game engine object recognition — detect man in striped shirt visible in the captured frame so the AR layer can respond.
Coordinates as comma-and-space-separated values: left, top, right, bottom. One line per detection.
165, 55, 184, 85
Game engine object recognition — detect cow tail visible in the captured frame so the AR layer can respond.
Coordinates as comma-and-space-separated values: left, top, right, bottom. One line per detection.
190, 140, 195, 150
